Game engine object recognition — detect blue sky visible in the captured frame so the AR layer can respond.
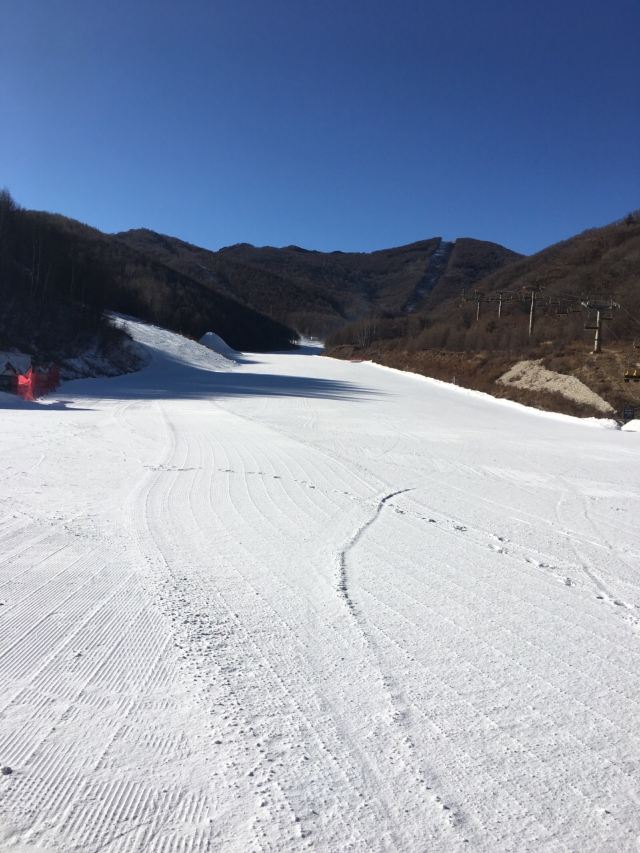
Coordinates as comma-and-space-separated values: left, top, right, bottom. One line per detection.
2, 0, 638, 255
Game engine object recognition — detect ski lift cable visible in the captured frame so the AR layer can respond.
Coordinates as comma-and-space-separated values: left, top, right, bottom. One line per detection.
620, 304, 640, 329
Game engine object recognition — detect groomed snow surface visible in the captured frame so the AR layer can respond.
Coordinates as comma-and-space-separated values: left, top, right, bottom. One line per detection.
1, 317, 639, 852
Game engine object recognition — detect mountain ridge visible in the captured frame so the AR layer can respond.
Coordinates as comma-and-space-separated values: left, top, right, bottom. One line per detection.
116, 228, 520, 336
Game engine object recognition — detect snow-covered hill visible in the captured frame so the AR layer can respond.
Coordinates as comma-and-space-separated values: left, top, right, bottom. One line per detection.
1, 319, 639, 852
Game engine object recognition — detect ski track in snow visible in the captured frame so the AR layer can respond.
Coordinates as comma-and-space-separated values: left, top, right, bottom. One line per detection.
1, 316, 640, 852
337, 488, 413, 615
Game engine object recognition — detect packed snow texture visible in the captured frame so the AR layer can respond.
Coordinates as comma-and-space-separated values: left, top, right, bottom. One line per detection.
497, 359, 614, 413
1, 317, 639, 852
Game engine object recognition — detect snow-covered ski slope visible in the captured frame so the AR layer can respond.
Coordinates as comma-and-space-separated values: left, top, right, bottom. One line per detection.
1, 317, 639, 853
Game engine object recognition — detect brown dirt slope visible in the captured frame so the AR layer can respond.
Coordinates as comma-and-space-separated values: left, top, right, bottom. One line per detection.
327, 215, 640, 420
330, 343, 640, 420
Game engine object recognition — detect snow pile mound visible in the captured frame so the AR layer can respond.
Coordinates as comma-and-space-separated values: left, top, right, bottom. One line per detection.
621, 419, 640, 432
200, 332, 238, 360
497, 359, 614, 413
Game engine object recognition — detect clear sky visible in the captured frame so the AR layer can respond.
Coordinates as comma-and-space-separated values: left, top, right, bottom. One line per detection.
2, 0, 638, 255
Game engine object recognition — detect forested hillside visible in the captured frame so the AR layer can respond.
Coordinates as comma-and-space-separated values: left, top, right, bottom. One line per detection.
0, 192, 298, 362
0, 190, 128, 364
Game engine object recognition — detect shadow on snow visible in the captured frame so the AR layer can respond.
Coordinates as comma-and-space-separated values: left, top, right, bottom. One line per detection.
2, 350, 380, 410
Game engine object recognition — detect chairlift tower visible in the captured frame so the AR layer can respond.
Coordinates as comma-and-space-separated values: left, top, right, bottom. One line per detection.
581, 297, 619, 353
472, 290, 484, 322
522, 286, 543, 337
